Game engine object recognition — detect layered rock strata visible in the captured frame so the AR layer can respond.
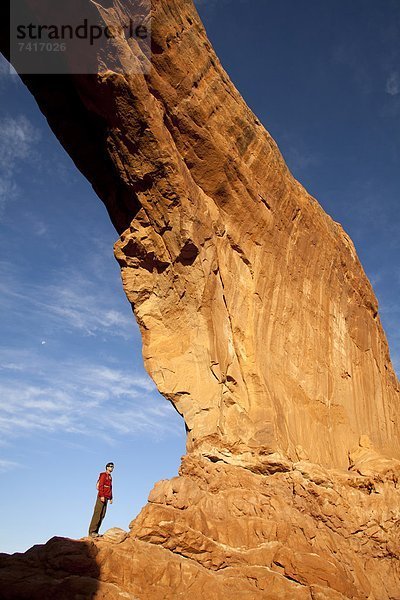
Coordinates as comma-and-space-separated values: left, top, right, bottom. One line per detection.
1, 455, 400, 599
1, 0, 399, 597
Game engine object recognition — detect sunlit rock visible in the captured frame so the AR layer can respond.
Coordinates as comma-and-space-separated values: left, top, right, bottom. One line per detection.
1, 0, 399, 597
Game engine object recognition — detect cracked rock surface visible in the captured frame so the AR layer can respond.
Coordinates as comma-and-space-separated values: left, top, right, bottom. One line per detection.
0, 0, 399, 597
1, 456, 399, 599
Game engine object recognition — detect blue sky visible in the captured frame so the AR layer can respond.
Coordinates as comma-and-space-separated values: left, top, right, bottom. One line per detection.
0, 63, 185, 553
1, 0, 399, 553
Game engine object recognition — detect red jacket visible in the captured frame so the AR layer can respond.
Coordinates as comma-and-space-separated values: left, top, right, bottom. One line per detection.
97, 472, 113, 500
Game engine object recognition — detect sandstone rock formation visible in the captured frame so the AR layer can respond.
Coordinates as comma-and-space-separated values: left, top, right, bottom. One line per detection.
1, 456, 400, 599
1, 0, 399, 598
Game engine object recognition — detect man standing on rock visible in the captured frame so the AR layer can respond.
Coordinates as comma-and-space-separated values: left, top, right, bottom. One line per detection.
88, 462, 114, 537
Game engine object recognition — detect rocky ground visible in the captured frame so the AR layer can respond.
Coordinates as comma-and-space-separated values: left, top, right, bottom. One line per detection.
1, 452, 399, 599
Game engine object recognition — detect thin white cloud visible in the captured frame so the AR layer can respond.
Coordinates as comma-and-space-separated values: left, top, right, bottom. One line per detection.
0, 56, 9, 77
43, 291, 133, 338
0, 115, 41, 217
284, 145, 320, 174
0, 348, 180, 444
44, 281, 134, 338
0, 260, 134, 340
368, 272, 382, 287
21, 212, 48, 236
0, 176, 18, 217
0, 115, 41, 171
0, 251, 177, 443
0, 55, 18, 78
0, 458, 21, 472
386, 71, 400, 96
278, 131, 321, 175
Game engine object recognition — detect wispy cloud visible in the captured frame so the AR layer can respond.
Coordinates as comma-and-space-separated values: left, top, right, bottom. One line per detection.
0, 55, 18, 80
0, 259, 133, 340
0, 115, 40, 217
0, 348, 180, 445
0, 458, 22, 473
43, 278, 134, 338
283, 144, 321, 175
386, 71, 400, 96
20, 212, 48, 236
0, 115, 40, 169
0, 177, 18, 215
278, 132, 322, 176
0, 56, 10, 77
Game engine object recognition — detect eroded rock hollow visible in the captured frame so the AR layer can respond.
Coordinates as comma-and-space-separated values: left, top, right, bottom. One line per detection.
1, 1, 399, 598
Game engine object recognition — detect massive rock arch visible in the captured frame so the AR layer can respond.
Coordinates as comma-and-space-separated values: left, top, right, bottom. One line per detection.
1, 1, 399, 598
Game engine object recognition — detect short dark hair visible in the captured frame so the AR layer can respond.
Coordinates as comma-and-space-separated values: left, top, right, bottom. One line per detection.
106, 462, 114, 468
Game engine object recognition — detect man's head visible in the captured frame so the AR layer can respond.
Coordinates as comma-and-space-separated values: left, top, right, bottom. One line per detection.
106, 462, 114, 472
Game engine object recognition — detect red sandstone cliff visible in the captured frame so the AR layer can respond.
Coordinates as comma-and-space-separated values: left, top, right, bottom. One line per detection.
0, 1, 399, 598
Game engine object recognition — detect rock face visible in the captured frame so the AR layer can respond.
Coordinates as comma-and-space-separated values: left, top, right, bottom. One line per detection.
1, 457, 400, 599
1, 0, 400, 598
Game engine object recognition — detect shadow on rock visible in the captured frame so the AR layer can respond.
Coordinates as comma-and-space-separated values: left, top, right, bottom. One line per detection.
0, 536, 100, 600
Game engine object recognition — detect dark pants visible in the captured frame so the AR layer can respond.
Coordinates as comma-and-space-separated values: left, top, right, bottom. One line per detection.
88, 497, 108, 535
